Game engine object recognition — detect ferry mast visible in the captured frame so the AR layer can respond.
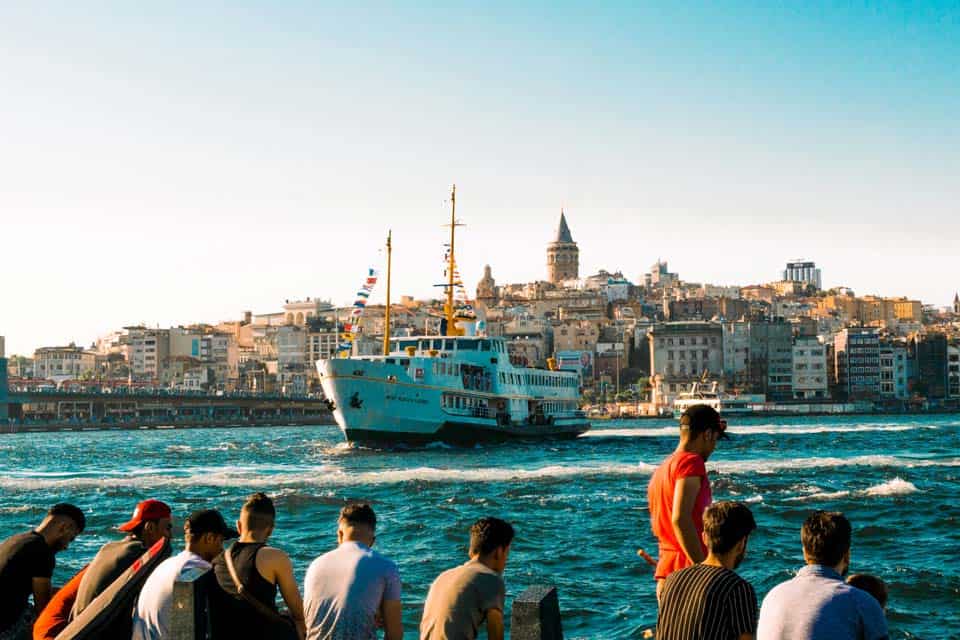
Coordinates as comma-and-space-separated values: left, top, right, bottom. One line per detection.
382, 229, 392, 355
445, 184, 462, 336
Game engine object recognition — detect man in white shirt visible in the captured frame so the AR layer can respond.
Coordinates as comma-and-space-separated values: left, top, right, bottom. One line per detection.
132, 509, 237, 640
302, 504, 402, 640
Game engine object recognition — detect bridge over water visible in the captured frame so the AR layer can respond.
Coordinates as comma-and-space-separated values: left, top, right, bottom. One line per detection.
0, 362, 334, 433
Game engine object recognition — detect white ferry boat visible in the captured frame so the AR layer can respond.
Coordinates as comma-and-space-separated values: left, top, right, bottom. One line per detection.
318, 335, 590, 444
317, 186, 590, 445
672, 382, 763, 417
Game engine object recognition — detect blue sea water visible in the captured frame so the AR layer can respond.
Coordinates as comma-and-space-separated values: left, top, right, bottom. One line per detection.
0, 415, 958, 639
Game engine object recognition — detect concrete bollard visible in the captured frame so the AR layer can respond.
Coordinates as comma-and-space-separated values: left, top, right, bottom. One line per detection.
511, 585, 563, 640
170, 566, 213, 640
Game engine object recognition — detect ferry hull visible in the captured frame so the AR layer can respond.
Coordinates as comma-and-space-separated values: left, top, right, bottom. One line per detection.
345, 419, 589, 445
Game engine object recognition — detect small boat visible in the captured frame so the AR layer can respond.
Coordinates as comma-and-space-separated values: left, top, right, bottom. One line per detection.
672, 382, 763, 417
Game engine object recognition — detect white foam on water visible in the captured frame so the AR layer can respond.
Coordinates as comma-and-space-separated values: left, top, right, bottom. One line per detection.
863, 477, 918, 496
582, 427, 678, 438
743, 494, 764, 503
784, 477, 919, 502
584, 423, 938, 438
712, 455, 960, 475
0, 462, 658, 490
784, 490, 852, 502
0, 456, 952, 491
165, 445, 193, 453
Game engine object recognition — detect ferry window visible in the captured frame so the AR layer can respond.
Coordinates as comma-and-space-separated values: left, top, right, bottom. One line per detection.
480, 340, 490, 351
399, 340, 417, 351
419, 340, 430, 351
457, 339, 478, 350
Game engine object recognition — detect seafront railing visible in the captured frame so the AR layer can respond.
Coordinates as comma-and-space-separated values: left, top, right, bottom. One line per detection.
170, 569, 565, 640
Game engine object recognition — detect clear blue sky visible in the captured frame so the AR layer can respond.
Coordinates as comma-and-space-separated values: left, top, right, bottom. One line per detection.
2, 2, 958, 355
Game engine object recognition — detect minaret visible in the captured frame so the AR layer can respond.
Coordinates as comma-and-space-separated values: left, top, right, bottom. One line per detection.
954, 292, 959, 314
546, 210, 579, 284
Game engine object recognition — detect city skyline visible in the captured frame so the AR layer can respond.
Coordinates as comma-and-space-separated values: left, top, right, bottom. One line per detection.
4, 2, 958, 356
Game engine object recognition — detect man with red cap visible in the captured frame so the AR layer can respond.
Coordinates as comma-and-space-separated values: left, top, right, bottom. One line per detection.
70, 499, 172, 637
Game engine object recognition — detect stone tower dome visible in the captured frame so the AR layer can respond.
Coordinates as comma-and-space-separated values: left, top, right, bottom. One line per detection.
476, 264, 497, 304
547, 210, 579, 284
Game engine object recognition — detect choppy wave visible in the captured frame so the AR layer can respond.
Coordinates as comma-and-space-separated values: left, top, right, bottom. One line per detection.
584, 423, 939, 438
785, 477, 919, 502
0, 456, 955, 491
863, 477, 918, 496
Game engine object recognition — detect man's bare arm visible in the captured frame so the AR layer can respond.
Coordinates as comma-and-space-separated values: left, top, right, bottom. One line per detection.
261, 548, 306, 640
380, 599, 402, 640
32, 577, 53, 612
485, 608, 505, 640
671, 476, 706, 564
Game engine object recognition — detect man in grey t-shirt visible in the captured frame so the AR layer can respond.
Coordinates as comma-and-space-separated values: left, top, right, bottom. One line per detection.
757, 511, 887, 640
420, 517, 514, 640
302, 504, 401, 640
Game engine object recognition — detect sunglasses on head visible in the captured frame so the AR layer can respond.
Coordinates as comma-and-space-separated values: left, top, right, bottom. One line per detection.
714, 419, 728, 438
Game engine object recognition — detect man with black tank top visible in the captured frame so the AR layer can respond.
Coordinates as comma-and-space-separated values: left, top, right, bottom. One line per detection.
657, 501, 759, 640
209, 493, 306, 640
0, 503, 85, 640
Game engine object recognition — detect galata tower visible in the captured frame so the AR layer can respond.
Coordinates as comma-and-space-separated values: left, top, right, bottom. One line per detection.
546, 210, 579, 284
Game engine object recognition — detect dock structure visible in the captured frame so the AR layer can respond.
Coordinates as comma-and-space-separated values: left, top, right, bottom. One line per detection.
2, 385, 333, 433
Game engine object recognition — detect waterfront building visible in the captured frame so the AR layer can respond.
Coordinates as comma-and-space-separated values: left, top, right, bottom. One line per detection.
948, 343, 960, 398
792, 336, 828, 399
283, 298, 335, 326
125, 327, 170, 382
33, 344, 98, 383
276, 325, 307, 389
834, 328, 881, 401
0, 337, 7, 421
552, 319, 600, 354
879, 342, 909, 400
749, 321, 794, 400
721, 321, 751, 390
782, 260, 822, 290
307, 330, 339, 368
502, 316, 553, 368
740, 285, 777, 304
770, 280, 806, 297
911, 332, 948, 399
644, 260, 679, 289
546, 211, 579, 284
648, 322, 723, 407
6, 355, 34, 379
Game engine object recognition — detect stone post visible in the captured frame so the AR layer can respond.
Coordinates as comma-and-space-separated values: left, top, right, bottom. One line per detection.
170, 566, 212, 640
511, 585, 563, 640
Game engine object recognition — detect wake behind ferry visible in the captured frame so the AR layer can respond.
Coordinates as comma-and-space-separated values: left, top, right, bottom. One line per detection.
318, 185, 590, 444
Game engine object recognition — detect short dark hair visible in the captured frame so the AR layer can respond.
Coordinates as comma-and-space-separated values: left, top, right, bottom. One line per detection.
847, 574, 888, 608
703, 501, 756, 554
801, 511, 851, 567
241, 493, 276, 531
469, 517, 514, 557
680, 404, 723, 438
340, 503, 377, 531
49, 503, 85, 533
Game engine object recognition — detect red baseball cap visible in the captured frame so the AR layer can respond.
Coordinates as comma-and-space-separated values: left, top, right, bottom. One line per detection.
118, 499, 172, 532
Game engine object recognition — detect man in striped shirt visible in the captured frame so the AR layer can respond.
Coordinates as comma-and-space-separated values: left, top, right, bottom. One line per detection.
657, 501, 758, 640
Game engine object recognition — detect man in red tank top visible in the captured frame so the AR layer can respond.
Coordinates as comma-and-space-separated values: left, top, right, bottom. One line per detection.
647, 404, 727, 602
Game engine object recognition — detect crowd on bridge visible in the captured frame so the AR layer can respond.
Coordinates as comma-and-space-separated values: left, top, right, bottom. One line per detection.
0, 404, 891, 640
